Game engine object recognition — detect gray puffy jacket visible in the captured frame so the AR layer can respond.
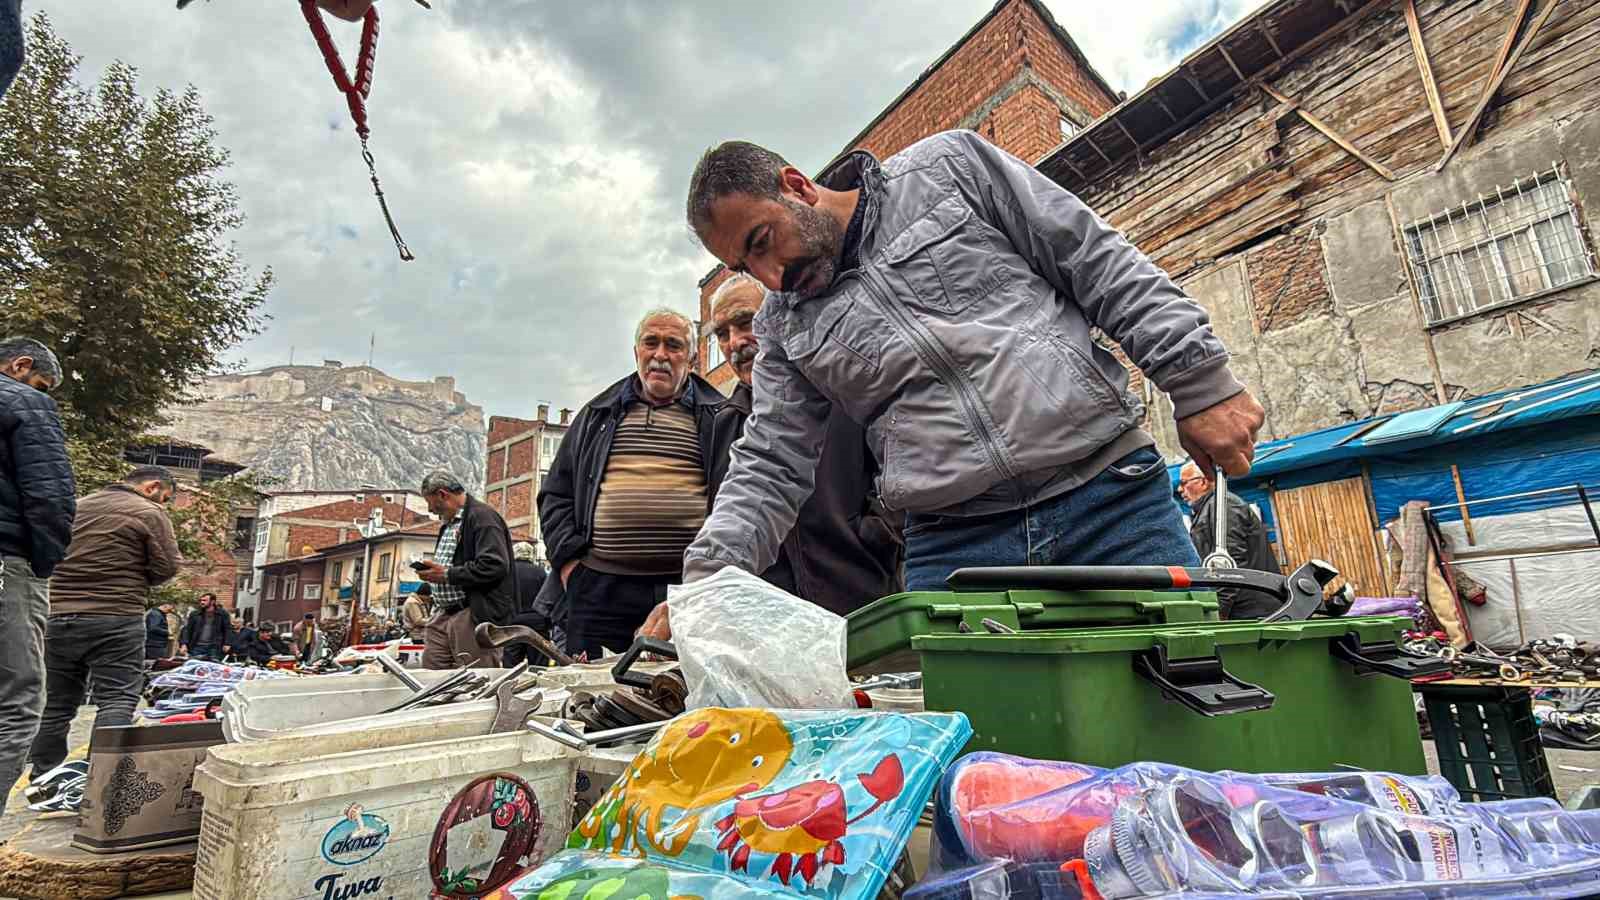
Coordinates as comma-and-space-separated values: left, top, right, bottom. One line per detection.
685, 130, 1242, 580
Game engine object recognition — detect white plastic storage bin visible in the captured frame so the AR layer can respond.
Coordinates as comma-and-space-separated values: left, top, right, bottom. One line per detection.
192, 723, 578, 900
221, 668, 570, 743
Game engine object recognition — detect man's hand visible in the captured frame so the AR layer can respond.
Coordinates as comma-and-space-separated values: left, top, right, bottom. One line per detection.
637, 602, 671, 641
1176, 390, 1266, 477
222, 645, 232, 655
560, 560, 579, 588
416, 560, 450, 584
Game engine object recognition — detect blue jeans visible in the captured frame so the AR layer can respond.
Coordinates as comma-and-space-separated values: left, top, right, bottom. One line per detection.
904, 447, 1200, 591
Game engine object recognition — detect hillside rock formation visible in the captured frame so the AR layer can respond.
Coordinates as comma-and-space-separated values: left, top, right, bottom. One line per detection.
159, 363, 486, 492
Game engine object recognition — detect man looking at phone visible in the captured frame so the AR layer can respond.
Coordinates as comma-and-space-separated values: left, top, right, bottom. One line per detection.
413, 471, 515, 668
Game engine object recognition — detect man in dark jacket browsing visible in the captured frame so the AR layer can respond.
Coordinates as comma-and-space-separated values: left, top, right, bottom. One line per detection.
536, 309, 740, 658
641, 131, 1266, 640
29, 466, 179, 785
413, 470, 515, 668
0, 336, 76, 813
180, 592, 233, 661
706, 270, 903, 615
1180, 462, 1281, 618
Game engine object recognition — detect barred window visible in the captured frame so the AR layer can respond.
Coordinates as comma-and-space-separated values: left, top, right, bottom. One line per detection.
1405, 167, 1595, 326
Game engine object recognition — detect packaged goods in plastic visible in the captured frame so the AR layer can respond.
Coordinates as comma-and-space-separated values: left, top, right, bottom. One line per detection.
926, 754, 1600, 898
494, 707, 972, 900
671, 567, 853, 709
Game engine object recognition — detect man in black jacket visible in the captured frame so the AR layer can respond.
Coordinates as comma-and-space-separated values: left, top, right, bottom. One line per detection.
705, 271, 903, 614
180, 593, 234, 660
1180, 462, 1282, 619
537, 309, 737, 658
0, 336, 76, 812
414, 471, 515, 668
144, 605, 172, 660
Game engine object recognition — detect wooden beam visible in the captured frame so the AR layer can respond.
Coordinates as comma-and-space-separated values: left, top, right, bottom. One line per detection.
1216, 42, 1248, 82
1150, 91, 1180, 123
1435, 0, 1559, 171
1113, 118, 1141, 151
1086, 134, 1114, 165
1183, 67, 1212, 102
1486, 0, 1535, 83
1260, 83, 1397, 181
1385, 192, 1450, 405
1057, 154, 1087, 181
1403, 0, 1454, 150
1450, 464, 1476, 545
1256, 21, 1284, 59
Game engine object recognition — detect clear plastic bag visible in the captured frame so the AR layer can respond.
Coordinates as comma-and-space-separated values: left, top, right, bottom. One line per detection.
669, 566, 853, 710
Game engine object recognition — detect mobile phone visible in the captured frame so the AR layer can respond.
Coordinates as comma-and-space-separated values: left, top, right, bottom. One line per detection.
409, 560, 428, 571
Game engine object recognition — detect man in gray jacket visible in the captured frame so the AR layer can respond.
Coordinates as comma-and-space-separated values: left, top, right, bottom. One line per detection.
646, 130, 1263, 631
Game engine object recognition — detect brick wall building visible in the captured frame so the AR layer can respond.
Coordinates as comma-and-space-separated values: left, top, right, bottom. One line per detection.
696, 0, 1121, 387
267, 496, 423, 562
832, 0, 1119, 167
484, 407, 571, 551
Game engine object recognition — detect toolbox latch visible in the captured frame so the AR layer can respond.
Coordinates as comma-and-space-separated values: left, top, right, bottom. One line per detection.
1132, 645, 1275, 717
1330, 633, 1449, 679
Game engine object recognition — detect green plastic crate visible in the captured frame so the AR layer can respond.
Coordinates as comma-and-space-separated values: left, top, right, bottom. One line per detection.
911, 616, 1430, 774
847, 588, 1220, 674
1419, 682, 1556, 802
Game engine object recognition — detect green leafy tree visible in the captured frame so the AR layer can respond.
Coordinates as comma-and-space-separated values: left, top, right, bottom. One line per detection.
2, 15, 275, 609
0, 13, 271, 478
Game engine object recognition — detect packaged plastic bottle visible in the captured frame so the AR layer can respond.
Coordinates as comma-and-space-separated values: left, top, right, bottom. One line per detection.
902, 859, 1086, 900
1236, 771, 1460, 815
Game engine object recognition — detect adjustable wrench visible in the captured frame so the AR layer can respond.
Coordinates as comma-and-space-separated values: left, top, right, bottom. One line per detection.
1202, 467, 1238, 570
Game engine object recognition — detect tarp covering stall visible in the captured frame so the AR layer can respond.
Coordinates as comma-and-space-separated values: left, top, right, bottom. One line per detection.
1167, 370, 1600, 647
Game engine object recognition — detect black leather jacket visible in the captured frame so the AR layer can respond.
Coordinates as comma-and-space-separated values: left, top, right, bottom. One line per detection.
1190, 491, 1281, 619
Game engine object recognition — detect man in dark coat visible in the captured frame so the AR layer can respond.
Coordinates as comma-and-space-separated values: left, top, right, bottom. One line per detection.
414, 471, 515, 668
1180, 462, 1282, 619
144, 606, 172, 661
0, 336, 75, 812
702, 272, 904, 615
180, 593, 234, 660
537, 309, 740, 658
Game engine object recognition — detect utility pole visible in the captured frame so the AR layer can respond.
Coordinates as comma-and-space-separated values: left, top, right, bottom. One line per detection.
368, 332, 375, 368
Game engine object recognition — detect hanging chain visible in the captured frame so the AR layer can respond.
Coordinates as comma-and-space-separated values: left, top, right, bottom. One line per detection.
302, 1, 414, 261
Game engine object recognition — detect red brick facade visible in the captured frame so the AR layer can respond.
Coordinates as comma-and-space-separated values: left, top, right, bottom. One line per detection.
484, 414, 569, 545
697, 267, 740, 394
844, 0, 1118, 165
1243, 230, 1334, 333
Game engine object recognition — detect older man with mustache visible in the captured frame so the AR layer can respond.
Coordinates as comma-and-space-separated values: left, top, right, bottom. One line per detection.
702, 270, 903, 615
536, 309, 741, 657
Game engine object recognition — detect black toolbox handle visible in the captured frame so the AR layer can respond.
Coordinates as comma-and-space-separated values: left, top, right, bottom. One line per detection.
1330, 633, 1450, 679
612, 637, 677, 689
1132, 645, 1276, 717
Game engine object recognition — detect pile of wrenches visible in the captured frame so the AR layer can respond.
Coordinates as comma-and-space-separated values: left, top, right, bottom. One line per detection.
1404, 633, 1600, 683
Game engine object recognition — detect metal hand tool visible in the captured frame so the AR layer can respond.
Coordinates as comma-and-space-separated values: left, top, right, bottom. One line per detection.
1203, 467, 1237, 570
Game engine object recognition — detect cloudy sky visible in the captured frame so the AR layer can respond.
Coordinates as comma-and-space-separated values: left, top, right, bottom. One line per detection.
36, 0, 1261, 420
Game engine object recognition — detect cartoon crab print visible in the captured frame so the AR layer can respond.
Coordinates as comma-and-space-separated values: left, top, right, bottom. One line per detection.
713, 753, 904, 888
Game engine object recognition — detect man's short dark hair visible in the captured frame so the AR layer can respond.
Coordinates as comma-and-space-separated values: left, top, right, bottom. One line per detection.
416, 583, 432, 597
125, 465, 177, 493
304, 613, 314, 620
686, 141, 792, 238
0, 336, 63, 381
420, 470, 464, 495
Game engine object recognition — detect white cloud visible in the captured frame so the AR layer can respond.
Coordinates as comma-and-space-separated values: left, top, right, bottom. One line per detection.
32, 0, 1264, 419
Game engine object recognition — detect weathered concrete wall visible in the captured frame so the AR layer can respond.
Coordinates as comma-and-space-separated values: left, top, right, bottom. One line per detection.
1144, 105, 1600, 462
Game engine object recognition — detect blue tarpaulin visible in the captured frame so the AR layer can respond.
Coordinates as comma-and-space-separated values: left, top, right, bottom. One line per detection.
1168, 370, 1600, 534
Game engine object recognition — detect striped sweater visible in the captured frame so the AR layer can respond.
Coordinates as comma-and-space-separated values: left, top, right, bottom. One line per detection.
583, 401, 708, 575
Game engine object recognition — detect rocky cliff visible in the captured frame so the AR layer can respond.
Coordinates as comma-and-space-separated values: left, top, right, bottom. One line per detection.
159, 364, 487, 492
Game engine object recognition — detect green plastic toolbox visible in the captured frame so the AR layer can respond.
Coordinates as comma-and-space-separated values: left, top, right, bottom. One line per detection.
912, 616, 1435, 774
847, 588, 1220, 674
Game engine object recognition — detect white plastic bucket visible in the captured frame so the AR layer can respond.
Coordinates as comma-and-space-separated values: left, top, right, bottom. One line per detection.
192, 724, 578, 900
